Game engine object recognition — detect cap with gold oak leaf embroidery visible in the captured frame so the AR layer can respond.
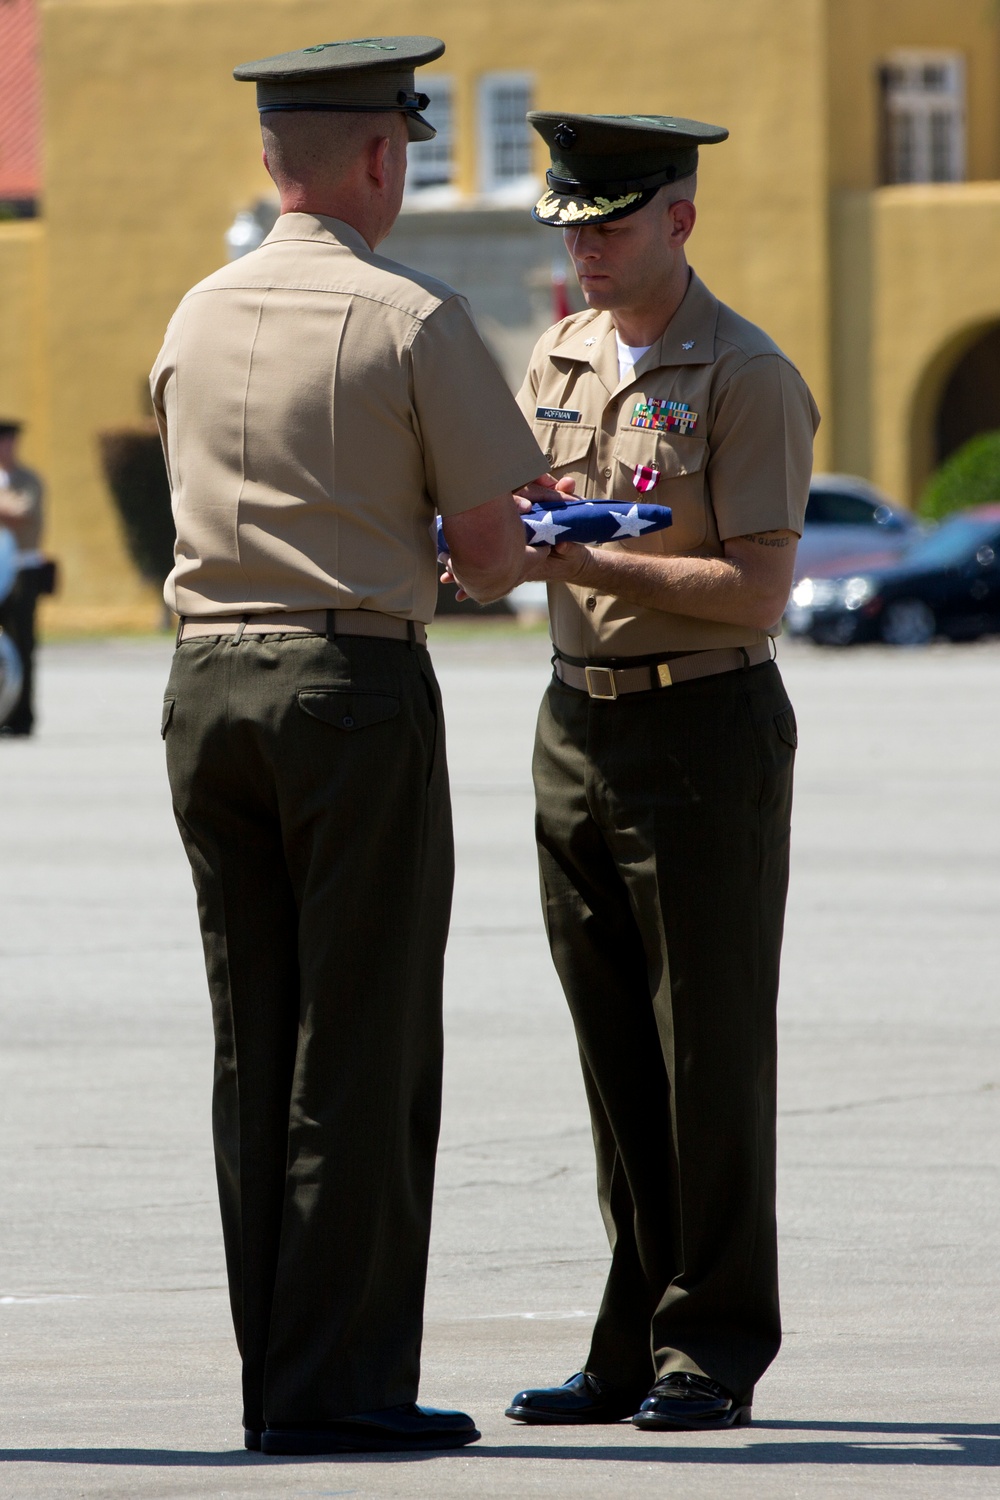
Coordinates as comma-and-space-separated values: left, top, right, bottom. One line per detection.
529, 111, 728, 226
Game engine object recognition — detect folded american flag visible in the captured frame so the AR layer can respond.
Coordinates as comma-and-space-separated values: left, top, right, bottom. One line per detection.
436, 498, 672, 556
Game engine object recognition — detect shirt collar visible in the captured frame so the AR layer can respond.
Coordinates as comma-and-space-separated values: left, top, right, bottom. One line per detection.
641, 270, 719, 373
262, 212, 373, 257
547, 269, 720, 395
550, 311, 619, 395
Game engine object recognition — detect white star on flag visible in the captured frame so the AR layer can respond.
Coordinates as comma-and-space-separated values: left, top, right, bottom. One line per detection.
525, 512, 571, 546
609, 504, 657, 539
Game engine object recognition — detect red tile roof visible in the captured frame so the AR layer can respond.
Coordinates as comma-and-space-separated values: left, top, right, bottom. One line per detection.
0, 0, 40, 201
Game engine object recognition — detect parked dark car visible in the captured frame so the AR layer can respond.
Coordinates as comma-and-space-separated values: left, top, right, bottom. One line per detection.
786, 505, 1000, 646
795, 474, 922, 582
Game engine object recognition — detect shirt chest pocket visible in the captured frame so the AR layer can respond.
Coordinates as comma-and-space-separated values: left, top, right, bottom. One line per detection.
534, 421, 596, 490
612, 428, 710, 551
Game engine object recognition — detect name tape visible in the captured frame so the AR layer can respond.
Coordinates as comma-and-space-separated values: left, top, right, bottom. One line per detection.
536, 407, 582, 424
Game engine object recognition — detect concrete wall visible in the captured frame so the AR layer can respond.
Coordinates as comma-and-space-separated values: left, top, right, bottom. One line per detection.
379, 209, 582, 391
826, 0, 1000, 190
32, 0, 830, 626
824, 0, 1000, 498
832, 183, 1000, 505
0, 220, 46, 469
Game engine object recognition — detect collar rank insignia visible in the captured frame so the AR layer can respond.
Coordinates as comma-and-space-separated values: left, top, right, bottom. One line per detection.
631, 398, 698, 436
632, 463, 660, 493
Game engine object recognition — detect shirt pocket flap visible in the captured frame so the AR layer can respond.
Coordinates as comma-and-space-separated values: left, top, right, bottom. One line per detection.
537, 422, 597, 469
614, 427, 708, 479
297, 689, 400, 731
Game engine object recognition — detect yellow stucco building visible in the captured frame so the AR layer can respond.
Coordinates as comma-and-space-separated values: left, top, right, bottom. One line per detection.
2, 0, 1000, 628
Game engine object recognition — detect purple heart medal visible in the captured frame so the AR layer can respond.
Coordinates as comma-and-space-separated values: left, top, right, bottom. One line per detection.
632, 463, 660, 494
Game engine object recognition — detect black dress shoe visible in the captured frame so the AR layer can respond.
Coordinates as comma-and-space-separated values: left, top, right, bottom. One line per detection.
505, 1370, 648, 1425
244, 1428, 261, 1451
632, 1372, 751, 1430
260, 1402, 480, 1454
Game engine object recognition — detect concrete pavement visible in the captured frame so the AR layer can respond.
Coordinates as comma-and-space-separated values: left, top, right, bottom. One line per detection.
0, 628, 997, 1497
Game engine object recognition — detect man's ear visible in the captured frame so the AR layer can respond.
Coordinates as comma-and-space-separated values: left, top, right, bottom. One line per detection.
668, 198, 696, 247
262, 146, 270, 175
369, 135, 392, 190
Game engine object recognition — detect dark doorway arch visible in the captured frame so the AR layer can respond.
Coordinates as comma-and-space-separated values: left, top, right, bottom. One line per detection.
935, 323, 1000, 466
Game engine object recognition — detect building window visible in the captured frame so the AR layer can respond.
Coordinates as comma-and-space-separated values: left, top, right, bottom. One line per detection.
878, 51, 965, 185
406, 76, 455, 198
478, 73, 536, 199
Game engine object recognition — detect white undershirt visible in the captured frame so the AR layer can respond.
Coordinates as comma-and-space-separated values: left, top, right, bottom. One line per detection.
616, 333, 653, 385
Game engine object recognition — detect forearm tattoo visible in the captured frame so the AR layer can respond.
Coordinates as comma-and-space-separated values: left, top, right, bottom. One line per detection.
744, 532, 790, 548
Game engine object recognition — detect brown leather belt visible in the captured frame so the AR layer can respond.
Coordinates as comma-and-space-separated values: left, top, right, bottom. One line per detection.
554, 642, 771, 699
177, 609, 426, 646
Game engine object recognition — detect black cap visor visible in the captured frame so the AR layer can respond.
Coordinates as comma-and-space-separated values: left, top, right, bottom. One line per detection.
533, 158, 697, 227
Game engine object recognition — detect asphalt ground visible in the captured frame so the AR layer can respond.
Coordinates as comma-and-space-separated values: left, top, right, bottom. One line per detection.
0, 627, 997, 1498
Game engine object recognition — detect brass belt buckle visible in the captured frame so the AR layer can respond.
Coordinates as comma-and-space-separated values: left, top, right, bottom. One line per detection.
584, 665, 618, 700
656, 661, 673, 687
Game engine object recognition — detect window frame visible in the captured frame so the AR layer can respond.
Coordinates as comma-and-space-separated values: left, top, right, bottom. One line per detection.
405, 74, 456, 198
878, 49, 966, 186
477, 71, 537, 199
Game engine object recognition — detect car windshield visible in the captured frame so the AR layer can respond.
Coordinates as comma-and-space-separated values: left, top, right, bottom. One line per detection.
806, 490, 879, 526
900, 515, 1000, 569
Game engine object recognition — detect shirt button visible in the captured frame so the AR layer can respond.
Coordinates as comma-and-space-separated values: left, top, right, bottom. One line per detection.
603, 466, 612, 478
586, 596, 597, 612
342, 715, 355, 728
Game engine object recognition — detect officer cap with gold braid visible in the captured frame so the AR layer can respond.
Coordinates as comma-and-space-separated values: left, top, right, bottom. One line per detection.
234, 36, 445, 143
529, 112, 728, 227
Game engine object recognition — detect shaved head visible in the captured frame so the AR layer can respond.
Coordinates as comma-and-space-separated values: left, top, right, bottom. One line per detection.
260, 108, 410, 247
262, 109, 405, 194
664, 171, 697, 207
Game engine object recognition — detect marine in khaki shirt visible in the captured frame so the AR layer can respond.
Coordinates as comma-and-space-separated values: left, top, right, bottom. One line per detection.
501, 113, 818, 1435
152, 214, 541, 623
154, 37, 544, 1459
519, 270, 818, 657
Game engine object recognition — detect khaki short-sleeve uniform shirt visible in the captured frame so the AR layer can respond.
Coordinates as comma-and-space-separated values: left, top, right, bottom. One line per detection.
517, 271, 820, 658
151, 213, 545, 622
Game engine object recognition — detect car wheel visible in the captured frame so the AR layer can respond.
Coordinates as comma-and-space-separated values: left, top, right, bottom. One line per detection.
811, 614, 859, 647
880, 598, 935, 647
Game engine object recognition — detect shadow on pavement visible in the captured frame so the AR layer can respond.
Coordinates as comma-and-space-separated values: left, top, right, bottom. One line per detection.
0, 1448, 439, 1466
1, 1424, 997, 1468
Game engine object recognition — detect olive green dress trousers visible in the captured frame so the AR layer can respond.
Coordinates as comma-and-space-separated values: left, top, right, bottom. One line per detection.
532, 658, 797, 1407
163, 632, 453, 1432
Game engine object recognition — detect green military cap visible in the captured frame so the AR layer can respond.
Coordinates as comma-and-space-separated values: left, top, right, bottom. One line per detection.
234, 36, 445, 143
528, 112, 728, 227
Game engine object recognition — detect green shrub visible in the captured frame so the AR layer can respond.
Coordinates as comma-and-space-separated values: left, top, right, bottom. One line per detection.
919, 430, 1000, 522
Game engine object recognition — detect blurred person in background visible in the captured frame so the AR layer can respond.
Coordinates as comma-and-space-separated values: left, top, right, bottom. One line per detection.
0, 419, 48, 737
503, 113, 819, 1433
152, 35, 546, 1458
